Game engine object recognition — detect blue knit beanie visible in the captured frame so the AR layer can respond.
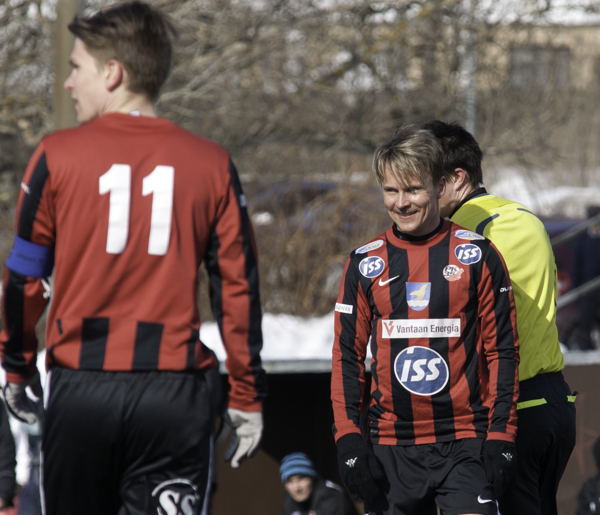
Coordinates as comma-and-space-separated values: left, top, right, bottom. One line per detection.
280, 452, 318, 484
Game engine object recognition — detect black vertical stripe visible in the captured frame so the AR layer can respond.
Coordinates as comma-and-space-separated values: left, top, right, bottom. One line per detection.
79, 318, 109, 369
428, 230, 456, 441
485, 246, 517, 434
18, 153, 50, 241
186, 328, 199, 370
338, 258, 365, 429
465, 243, 486, 434
365, 267, 382, 444
227, 160, 266, 399
132, 321, 164, 370
2, 270, 27, 375
205, 224, 223, 330
229, 160, 267, 399
386, 242, 414, 442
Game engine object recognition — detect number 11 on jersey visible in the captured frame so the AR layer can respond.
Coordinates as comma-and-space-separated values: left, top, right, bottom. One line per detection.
99, 164, 174, 256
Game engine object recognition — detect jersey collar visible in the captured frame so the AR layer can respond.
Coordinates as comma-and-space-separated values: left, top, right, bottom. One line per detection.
450, 187, 488, 219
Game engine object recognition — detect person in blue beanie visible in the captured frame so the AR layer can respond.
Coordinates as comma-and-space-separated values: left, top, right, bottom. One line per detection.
280, 452, 358, 515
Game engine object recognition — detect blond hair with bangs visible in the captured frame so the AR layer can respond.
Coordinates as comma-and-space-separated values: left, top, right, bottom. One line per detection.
373, 125, 444, 187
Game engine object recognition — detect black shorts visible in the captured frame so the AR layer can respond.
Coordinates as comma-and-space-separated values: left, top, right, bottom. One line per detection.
499, 371, 576, 515
367, 439, 497, 515
42, 367, 214, 515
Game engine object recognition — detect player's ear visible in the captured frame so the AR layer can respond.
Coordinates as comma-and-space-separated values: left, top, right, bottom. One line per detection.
105, 59, 124, 92
451, 168, 469, 190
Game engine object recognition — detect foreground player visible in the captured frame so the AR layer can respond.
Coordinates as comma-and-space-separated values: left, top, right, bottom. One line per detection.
331, 126, 519, 515
423, 120, 576, 515
0, 3, 266, 514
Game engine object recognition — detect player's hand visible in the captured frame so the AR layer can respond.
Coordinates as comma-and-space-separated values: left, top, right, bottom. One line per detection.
3, 371, 43, 424
481, 439, 517, 500
219, 408, 263, 468
336, 433, 384, 502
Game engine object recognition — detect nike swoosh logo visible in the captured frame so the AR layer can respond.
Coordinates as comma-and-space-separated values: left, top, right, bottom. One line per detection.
477, 496, 494, 504
379, 275, 400, 286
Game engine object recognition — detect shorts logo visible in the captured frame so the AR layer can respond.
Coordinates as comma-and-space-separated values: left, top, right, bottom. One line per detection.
356, 240, 384, 254
394, 346, 449, 396
152, 479, 200, 515
443, 265, 464, 282
359, 256, 385, 278
500, 286, 512, 292
455, 229, 485, 240
406, 282, 430, 311
455, 244, 482, 265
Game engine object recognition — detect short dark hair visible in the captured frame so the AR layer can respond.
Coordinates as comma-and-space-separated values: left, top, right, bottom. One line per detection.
373, 125, 444, 187
421, 120, 483, 186
68, 1, 176, 101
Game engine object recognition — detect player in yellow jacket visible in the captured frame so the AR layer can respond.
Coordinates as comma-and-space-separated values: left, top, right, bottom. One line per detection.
421, 120, 576, 515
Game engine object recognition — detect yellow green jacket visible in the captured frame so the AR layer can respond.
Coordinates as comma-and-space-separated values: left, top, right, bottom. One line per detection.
450, 188, 564, 381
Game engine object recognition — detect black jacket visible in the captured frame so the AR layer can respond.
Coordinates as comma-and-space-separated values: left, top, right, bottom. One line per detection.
577, 474, 600, 515
0, 400, 16, 505
281, 478, 358, 515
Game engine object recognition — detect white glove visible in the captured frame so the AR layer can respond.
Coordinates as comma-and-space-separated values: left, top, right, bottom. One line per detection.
3, 371, 43, 424
218, 408, 263, 468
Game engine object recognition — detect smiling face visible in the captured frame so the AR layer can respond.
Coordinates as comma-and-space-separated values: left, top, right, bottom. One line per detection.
64, 38, 110, 123
382, 167, 445, 236
284, 475, 314, 503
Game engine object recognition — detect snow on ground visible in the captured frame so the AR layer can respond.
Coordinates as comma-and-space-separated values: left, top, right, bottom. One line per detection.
488, 169, 600, 218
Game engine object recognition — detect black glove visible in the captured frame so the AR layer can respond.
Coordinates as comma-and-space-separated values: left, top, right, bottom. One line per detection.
336, 433, 384, 502
481, 439, 517, 500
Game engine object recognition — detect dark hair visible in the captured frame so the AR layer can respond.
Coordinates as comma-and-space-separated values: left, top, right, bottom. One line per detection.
68, 1, 176, 101
373, 125, 444, 187
421, 120, 483, 186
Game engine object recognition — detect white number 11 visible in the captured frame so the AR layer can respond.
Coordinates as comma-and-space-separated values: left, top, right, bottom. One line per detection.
99, 164, 174, 255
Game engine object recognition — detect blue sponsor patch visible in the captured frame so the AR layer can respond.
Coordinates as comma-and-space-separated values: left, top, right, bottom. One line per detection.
455, 243, 482, 265
5, 236, 54, 278
394, 346, 449, 396
406, 282, 430, 311
355, 240, 384, 254
358, 256, 385, 278
455, 229, 485, 241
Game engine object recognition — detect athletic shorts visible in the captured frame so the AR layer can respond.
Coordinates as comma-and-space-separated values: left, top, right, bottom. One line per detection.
42, 367, 214, 515
367, 439, 498, 515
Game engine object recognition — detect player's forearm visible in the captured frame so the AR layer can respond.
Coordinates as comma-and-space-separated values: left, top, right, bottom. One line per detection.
0, 269, 47, 382
331, 343, 366, 441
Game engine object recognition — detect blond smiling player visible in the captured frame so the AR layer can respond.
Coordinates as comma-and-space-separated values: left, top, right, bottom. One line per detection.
331, 125, 519, 515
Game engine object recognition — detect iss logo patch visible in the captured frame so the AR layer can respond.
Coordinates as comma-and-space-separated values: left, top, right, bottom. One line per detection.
406, 282, 430, 311
443, 264, 464, 282
455, 244, 482, 265
394, 346, 449, 396
152, 479, 200, 515
359, 256, 385, 278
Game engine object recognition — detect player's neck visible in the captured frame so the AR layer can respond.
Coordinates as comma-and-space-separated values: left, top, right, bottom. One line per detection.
103, 90, 157, 118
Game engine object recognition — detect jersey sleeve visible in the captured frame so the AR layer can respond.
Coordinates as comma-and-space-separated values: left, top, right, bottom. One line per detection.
331, 256, 372, 442
204, 159, 265, 411
477, 241, 519, 442
1, 145, 55, 383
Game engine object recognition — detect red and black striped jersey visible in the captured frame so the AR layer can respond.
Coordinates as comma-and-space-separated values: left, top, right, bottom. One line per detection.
1, 113, 265, 411
331, 220, 519, 445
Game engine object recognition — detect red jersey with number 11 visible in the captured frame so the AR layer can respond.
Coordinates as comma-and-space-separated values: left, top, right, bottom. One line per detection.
1, 113, 265, 411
